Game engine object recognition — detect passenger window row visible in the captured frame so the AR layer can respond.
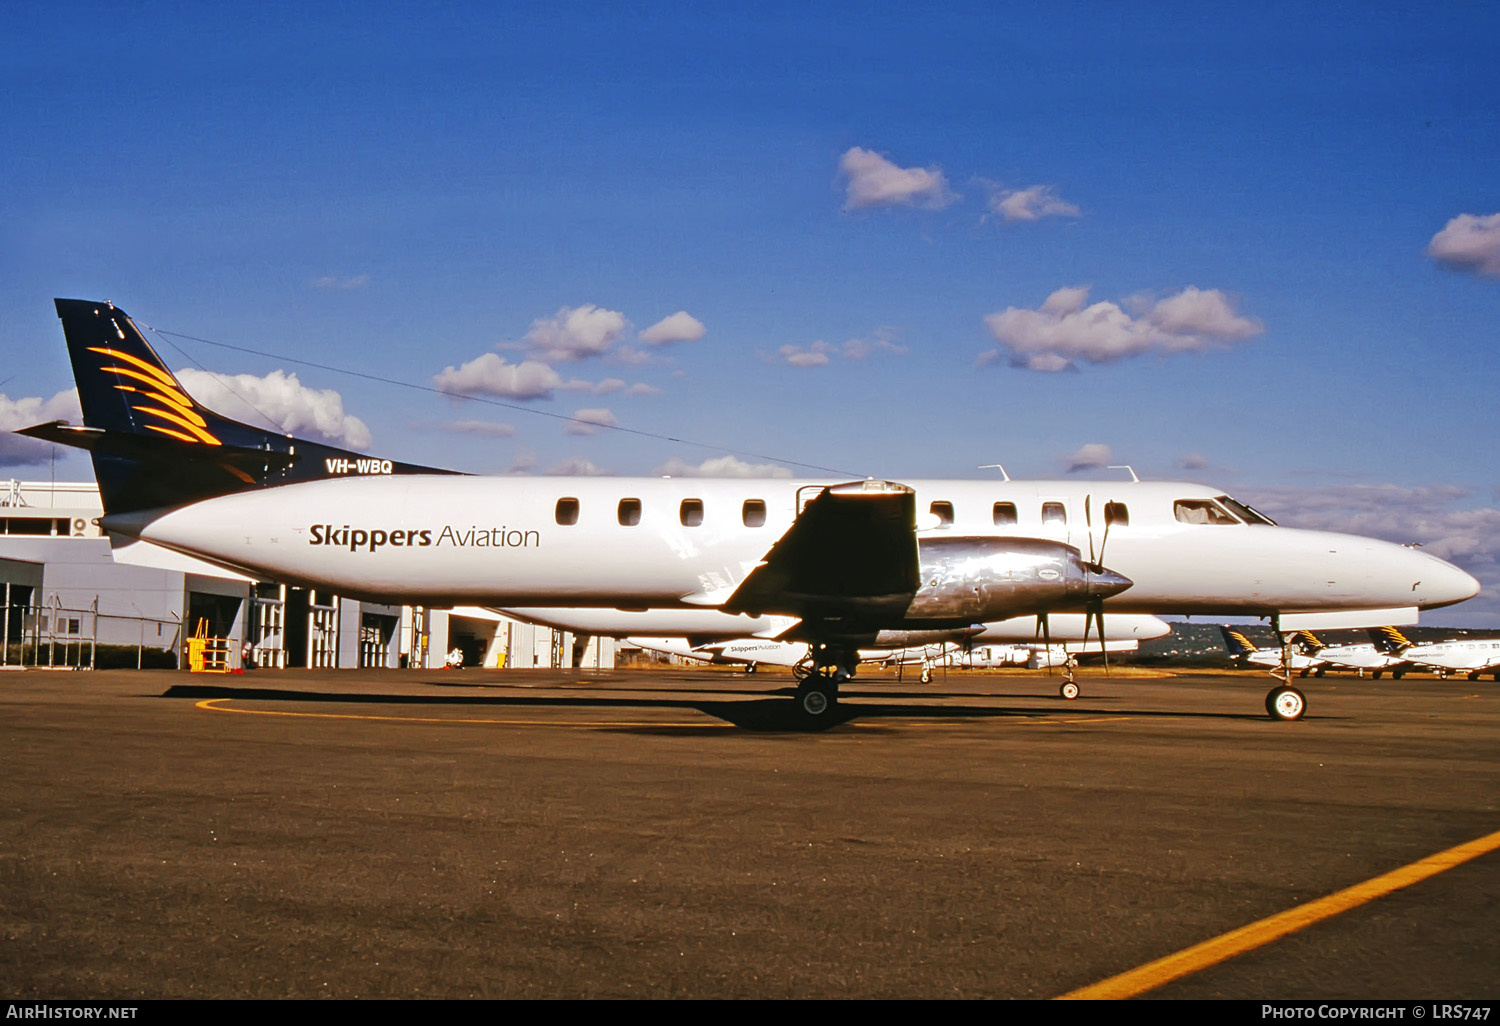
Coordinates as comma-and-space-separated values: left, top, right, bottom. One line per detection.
558, 496, 1135, 530
928, 501, 1129, 528
556, 497, 769, 528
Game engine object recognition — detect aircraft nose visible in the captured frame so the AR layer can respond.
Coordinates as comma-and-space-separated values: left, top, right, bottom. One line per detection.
1085, 564, 1133, 600
1418, 552, 1480, 610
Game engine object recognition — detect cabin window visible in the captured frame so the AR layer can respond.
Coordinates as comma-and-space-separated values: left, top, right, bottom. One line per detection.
1104, 501, 1129, 527
555, 497, 579, 526
680, 499, 704, 527
992, 502, 1017, 526
618, 498, 642, 526
1041, 502, 1067, 525
742, 499, 767, 528
930, 501, 954, 526
1174, 499, 1237, 525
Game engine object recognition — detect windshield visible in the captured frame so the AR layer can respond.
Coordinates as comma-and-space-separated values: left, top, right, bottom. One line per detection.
1216, 495, 1277, 526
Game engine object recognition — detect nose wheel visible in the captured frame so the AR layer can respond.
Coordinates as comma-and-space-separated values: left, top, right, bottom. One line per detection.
1266, 684, 1306, 721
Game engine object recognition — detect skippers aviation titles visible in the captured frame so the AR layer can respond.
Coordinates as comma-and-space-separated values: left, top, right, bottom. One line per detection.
17, 299, 1480, 724
305, 524, 541, 552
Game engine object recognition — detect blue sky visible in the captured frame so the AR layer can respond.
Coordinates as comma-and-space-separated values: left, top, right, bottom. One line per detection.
3, 2, 1498, 622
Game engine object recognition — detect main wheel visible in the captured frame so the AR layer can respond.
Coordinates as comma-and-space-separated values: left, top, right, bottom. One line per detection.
797, 680, 836, 717
1060, 680, 1080, 700
744, 662, 757, 675
1266, 685, 1306, 721
920, 667, 932, 684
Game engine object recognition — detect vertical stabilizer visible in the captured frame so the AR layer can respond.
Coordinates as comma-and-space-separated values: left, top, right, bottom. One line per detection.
17, 299, 454, 514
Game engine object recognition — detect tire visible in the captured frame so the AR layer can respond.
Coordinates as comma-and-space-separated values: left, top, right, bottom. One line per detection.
797, 681, 835, 718
1266, 685, 1306, 721
1060, 681, 1080, 701
920, 667, 932, 684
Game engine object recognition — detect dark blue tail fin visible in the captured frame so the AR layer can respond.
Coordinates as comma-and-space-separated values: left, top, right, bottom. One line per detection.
1367, 625, 1413, 654
17, 299, 452, 514
1219, 625, 1257, 658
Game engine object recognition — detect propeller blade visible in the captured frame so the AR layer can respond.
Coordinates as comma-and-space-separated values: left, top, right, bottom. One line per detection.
1084, 494, 1095, 564
1097, 605, 1111, 676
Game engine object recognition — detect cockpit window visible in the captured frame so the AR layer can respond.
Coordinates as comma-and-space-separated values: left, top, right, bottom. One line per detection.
1216, 495, 1277, 526
1174, 499, 1239, 525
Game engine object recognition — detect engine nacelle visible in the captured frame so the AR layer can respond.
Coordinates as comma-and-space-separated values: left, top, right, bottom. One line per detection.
904, 536, 1131, 623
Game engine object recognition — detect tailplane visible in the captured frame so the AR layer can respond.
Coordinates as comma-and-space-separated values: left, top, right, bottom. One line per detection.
18, 299, 453, 514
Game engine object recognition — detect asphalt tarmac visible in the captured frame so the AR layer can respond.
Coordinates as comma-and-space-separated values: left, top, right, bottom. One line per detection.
1, 665, 1496, 1000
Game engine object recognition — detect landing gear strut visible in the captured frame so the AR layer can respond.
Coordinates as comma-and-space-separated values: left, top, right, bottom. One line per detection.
1059, 654, 1080, 700
1267, 628, 1307, 721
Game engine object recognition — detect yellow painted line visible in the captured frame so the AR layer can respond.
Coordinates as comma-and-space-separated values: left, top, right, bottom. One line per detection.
1057, 827, 1500, 1000
194, 698, 729, 729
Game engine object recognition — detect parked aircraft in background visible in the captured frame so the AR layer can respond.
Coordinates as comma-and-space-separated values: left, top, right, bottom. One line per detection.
506, 607, 1171, 692
1369, 626, 1500, 680
626, 635, 960, 682
21, 299, 1480, 723
1219, 626, 1327, 677
1294, 631, 1409, 678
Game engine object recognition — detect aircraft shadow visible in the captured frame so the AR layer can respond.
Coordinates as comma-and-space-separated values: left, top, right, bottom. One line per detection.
163, 682, 1270, 733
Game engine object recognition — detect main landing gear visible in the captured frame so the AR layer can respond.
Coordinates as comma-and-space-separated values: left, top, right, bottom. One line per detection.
792, 646, 855, 722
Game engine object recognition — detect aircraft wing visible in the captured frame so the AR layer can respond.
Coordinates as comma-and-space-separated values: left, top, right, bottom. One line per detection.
723, 480, 919, 622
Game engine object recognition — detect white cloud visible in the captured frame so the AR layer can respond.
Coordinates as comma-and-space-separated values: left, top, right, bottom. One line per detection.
983, 285, 1263, 372
526, 304, 628, 362
778, 341, 833, 367
839, 147, 956, 211
564, 408, 618, 436
639, 311, 706, 346
176, 369, 372, 449
625, 382, 663, 397
310, 275, 370, 290
1427, 213, 1500, 278
1064, 443, 1113, 474
775, 334, 906, 368
988, 184, 1080, 223
440, 419, 517, 438
1176, 452, 1211, 471
651, 455, 794, 479
548, 456, 612, 476
591, 378, 626, 396
432, 353, 566, 400
0, 390, 82, 466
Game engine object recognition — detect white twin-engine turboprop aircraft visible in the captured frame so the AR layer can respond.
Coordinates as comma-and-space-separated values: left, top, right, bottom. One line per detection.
19, 299, 1480, 723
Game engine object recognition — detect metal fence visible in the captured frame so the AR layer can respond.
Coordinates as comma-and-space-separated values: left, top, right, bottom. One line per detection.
2, 595, 182, 669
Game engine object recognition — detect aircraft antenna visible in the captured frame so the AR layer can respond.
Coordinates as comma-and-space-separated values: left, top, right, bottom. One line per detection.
1108, 465, 1140, 482
978, 464, 1011, 481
